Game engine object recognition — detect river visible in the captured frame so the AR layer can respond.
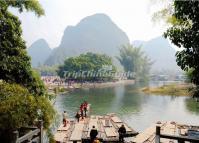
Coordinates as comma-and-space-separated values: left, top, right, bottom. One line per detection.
54, 81, 199, 132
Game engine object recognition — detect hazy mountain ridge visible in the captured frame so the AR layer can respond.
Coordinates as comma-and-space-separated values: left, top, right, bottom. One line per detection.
27, 39, 52, 67
45, 13, 130, 65
28, 14, 181, 73
132, 36, 181, 73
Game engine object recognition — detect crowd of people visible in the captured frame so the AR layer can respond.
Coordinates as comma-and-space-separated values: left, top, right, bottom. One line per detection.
62, 101, 127, 143
42, 76, 76, 86
75, 101, 88, 122
42, 76, 63, 85
62, 101, 88, 127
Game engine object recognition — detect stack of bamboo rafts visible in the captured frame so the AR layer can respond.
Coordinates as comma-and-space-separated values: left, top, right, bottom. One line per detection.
132, 121, 199, 143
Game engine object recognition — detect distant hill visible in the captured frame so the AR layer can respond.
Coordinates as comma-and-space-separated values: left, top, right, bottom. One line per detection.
28, 39, 52, 67
132, 36, 182, 73
45, 13, 129, 65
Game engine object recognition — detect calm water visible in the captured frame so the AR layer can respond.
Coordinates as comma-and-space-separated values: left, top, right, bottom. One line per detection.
54, 82, 199, 131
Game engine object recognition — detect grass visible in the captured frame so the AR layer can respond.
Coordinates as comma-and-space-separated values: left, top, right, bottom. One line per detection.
53, 87, 69, 94
141, 84, 192, 96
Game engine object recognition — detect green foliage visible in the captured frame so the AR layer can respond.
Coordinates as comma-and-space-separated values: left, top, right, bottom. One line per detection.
185, 68, 193, 83
58, 52, 116, 81
151, 0, 181, 26
142, 84, 191, 96
1, 0, 44, 16
117, 44, 152, 81
0, 82, 55, 130
47, 128, 56, 143
53, 87, 67, 94
185, 98, 199, 115
164, 1, 199, 97
0, 0, 45, 95
0, 1, 55, 142
35, 65, 58, 76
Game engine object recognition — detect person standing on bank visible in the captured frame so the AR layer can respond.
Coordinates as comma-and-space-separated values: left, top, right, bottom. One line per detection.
75, 111, 80, 122
118, 124, 126, 142
83, 101, 88, 117
62, 111, 68, 127
80, 103, 84, 119
90, 126, 98, 143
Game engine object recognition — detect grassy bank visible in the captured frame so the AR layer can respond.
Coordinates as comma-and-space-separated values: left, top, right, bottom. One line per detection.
142, 84, 192, 96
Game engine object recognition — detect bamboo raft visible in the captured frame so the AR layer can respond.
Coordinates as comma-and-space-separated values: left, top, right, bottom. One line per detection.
54, 113, 138, 143
132, 121, 199, 143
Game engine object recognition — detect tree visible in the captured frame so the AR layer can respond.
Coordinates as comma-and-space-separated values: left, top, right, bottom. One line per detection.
35, 65, 58, 76
0, 1, 55, 142
1, 0, 44, 16
164, 1, 199, 97
117, 44, 152, 81
0, 81, 55, 142
185, 98, 199, 115
57, 52, 116, 81
0, 0, 45, 95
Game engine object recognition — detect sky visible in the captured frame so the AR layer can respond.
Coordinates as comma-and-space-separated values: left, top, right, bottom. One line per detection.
11, 0, 168, 49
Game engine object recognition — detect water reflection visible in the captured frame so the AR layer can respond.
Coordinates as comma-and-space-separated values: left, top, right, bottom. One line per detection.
185, 98, 199, 115
55, 83, 143, 116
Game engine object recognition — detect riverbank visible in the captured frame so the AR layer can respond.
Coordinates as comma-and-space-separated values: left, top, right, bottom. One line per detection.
80, 79, 135, 89
141, 83, 193, 96
46, 79, 135, 94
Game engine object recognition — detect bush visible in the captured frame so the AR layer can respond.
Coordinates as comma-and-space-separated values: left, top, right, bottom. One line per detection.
0, 81, 55, 141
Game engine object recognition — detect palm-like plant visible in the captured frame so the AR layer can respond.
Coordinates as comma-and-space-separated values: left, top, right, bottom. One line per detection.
117, 44, 152, 80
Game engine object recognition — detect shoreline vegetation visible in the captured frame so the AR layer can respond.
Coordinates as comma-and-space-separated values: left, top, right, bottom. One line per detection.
141, 83, 193, 96
47, 79, 135, 94
79, 79, 135, 89
47, 80, 193, 97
